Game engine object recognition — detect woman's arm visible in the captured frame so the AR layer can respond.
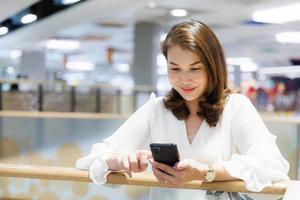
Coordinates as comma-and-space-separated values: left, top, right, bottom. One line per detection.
76, 93, 156, 184
220, 94, 289, 191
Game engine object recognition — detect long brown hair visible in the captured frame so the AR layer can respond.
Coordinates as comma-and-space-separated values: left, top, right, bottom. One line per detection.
162, 20, 231, 127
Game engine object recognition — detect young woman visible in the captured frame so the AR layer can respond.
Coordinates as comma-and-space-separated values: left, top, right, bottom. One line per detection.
76, 20, 289, 199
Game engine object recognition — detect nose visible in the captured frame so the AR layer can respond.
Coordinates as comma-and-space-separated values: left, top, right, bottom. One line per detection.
179, 71, 192, 83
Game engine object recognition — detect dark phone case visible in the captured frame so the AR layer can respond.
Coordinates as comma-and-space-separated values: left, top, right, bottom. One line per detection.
150, 143, 180, 167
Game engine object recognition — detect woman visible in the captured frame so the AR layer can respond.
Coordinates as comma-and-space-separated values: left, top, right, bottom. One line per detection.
76, 20, 289, 199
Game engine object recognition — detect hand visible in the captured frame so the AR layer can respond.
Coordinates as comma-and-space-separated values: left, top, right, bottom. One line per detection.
150, 159, 208, 187
107, 150, 152, 177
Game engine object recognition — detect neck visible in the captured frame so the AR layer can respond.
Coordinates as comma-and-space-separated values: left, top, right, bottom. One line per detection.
185, 99, 199, 115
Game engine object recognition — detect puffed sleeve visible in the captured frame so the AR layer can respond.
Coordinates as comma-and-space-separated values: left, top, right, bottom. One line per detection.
221, 94, 290, 192
76, 93, 156, 184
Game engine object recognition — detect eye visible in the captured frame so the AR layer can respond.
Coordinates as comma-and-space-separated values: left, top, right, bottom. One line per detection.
170, 68, 180, 71
191, 68, 201, 71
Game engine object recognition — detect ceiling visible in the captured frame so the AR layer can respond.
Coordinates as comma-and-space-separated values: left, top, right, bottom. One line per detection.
0, 0, 299, 77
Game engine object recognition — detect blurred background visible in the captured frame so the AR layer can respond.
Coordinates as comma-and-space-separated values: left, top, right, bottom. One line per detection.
0, 0, 299, 199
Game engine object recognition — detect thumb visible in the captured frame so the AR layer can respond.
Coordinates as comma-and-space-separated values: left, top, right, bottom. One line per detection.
174, 160, 190, 170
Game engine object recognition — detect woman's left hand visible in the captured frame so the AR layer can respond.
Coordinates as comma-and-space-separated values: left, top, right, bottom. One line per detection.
150, 159, 208, 187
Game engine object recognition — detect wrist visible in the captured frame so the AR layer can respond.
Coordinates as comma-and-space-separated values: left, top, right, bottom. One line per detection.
203, 165, 216, 182
193, 164, 209, 181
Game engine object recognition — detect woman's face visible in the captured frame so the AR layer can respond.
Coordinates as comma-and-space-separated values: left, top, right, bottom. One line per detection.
167, 45, 208, 102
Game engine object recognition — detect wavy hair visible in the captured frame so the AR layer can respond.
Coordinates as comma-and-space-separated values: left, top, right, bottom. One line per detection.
162, 20, 231, 127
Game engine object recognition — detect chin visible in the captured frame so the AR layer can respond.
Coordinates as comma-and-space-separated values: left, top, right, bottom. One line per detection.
179, 94, 198, 102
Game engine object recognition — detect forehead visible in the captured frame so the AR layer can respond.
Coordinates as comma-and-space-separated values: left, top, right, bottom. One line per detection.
167, 45, 201, 62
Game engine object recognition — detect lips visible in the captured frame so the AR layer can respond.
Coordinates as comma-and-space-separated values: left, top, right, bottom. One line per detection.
181, 87, 196, 92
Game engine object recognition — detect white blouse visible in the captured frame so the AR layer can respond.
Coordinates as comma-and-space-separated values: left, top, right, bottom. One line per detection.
76, 93, 289, 200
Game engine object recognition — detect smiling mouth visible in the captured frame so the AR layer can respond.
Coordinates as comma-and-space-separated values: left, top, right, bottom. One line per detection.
181, 87, 196, 92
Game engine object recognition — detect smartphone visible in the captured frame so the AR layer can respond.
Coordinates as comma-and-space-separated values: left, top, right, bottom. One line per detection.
150, 143, 180, 167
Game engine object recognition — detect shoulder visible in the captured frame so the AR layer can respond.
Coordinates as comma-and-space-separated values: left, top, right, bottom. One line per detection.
144, 93, 166, 112
223, 93, 252, 116
227, 93, 251, 105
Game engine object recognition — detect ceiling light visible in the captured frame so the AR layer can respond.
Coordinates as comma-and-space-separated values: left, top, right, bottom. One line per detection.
7, 66, 14, 74
252, 3, 300, 24
147, 2, 157, 8
10, 50, 22, 59
114, 63, 130, 73
240, 63, 258, 72
276, 32, 300, 44
0, 26, 9, 36
61, 0, 81, 5
66, 61, 95, 71
21, 14, 37, 24
170, 9, 188, 17
46, 39, 80, 50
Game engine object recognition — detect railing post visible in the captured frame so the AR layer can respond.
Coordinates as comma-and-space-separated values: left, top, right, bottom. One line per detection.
95, 87, 101, 113
38, 84, 43, 111
70, 86, 76, 112
116, 88, 121, 114
0, 83, 2, 111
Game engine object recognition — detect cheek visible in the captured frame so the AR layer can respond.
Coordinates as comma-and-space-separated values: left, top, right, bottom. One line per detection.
167, 73, 177, 85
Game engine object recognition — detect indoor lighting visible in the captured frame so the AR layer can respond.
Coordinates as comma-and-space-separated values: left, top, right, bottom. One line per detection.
62, 73, 86, 80
259, 66, 300, 75
157, 54, 167, 75
114, 63, 130, 73
226, 57, 258, 72
10, 50, 22, 59
61, 0, 81, 5
46, 39, 80, 50
240, 63, 258, 72
252, 3, 300, 24
66, 61, 95, 71
227, 57, 252, 65
170, 9, 188, 17
0, 26, 8, 36
21, 14, 37, 24
276, 32, 300, 44
160, 33, 167, 42
147, 2, 157, 8
7, 66, 14, 74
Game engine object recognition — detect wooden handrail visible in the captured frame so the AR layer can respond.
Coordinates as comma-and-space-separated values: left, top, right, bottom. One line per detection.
0, 163, 288, 195
1, 111, 300, 125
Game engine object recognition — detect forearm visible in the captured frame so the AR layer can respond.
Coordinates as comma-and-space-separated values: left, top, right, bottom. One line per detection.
193, 164, 240, 182
213, 164, 239, 181
106, 154, 122, 170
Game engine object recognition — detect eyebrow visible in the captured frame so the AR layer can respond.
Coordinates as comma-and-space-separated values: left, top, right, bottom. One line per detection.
168, 61, 202, 66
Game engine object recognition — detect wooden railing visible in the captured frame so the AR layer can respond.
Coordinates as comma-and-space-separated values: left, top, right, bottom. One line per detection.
0, 163, 298, 199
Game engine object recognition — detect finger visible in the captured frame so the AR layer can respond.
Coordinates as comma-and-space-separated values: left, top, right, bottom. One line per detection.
151, 161, 178, 176
152, 167, 178, 186
122, 156, 132, 177
129, 153, 139, 172
138, 154, 149, 171
151, 166, 164, 183
136, 150, 152, 158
